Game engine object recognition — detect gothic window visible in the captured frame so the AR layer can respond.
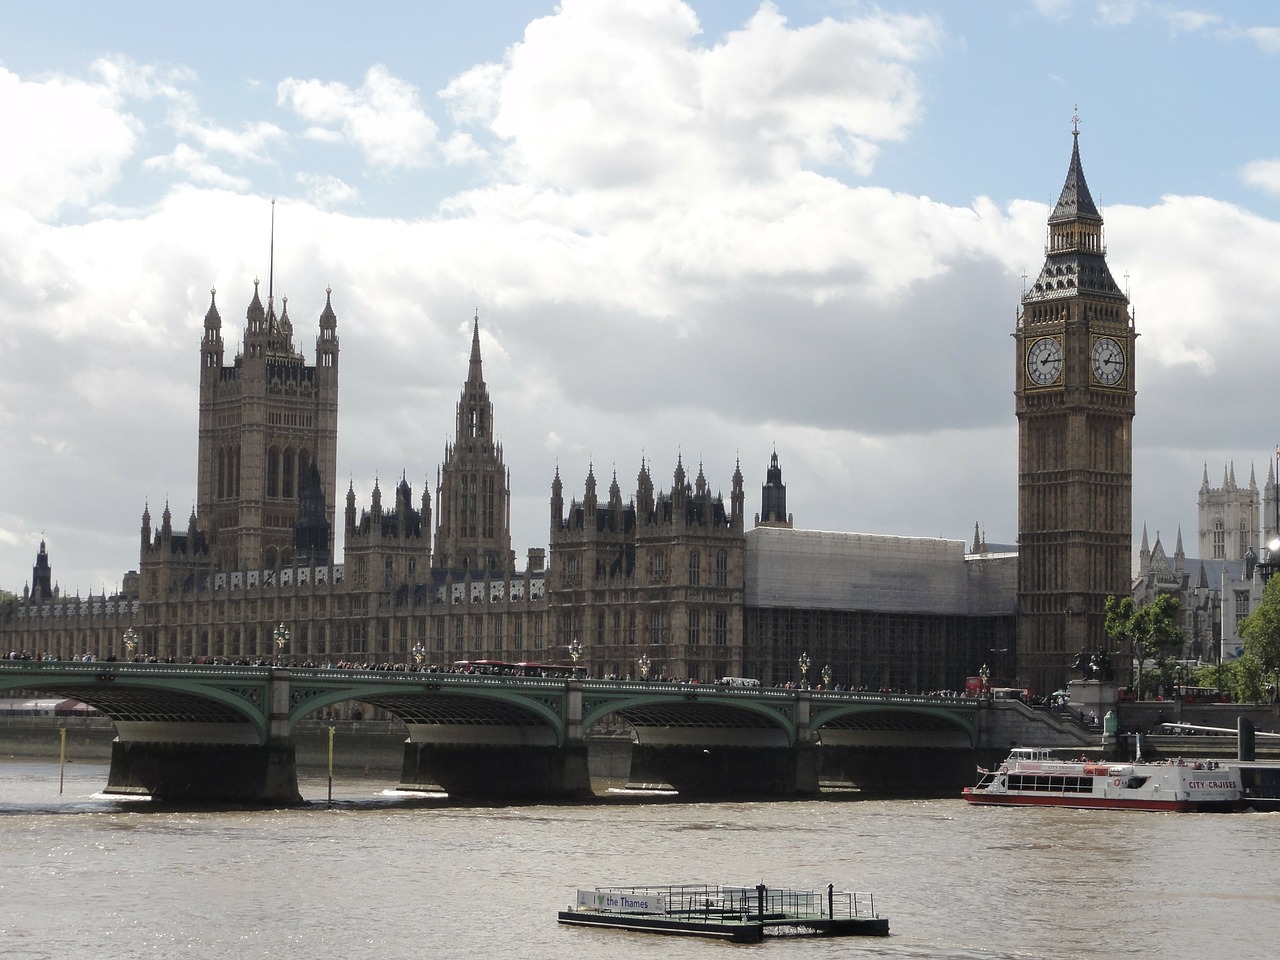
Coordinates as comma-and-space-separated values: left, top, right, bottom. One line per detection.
463, 475, 478, 538
435, 618, 445, 651
715, 550, 728, 587
267, 447, 280, 498
612, 610, 621, 645
596, 610, 606, 644
567, 556, 580, 586
482, 474, 495, 538
494, 617, 503, 651
455, 619, 464, 651
533, 613, 543, 651
1213, 519, 1225, 559
688, 608, 700, 646
649, 609, 665, 646
715, 610, 728, 646
1235, 591, 1251, 624
1240, 519, 1248, 559
651, 551, 668, 584
688, 550, 700, 586
561, 611, 579, 646
627, 609, 636, 646
514, 617, 524, 651
283, 448, 295, 499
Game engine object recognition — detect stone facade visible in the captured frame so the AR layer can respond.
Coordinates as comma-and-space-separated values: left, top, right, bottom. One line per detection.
548, 458, 747, 682
2, 279, 1018, 694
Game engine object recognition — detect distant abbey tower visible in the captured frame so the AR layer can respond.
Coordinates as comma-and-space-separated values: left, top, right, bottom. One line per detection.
196, 281, 339, 570
1198, 462, 1261, 561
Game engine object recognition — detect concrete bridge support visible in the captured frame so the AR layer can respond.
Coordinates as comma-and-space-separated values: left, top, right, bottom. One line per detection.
101, 669, 303, 805
818, 745, 975, 796
104, 738, 303, 805
627, 743, 821, 798
398, 741, 593, 799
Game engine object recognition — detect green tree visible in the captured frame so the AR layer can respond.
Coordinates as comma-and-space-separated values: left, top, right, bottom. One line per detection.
1229, 653, 1268, 703
1238, 574, 1280, 702
1104, 594, 1182, 698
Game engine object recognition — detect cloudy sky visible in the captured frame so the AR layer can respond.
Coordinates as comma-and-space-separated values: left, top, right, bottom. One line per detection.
3, 0, 1280, 596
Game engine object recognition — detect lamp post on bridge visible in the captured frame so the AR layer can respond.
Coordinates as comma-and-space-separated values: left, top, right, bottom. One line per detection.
979, 662, 991, 698
122, 628, 138, 662
412, 641, 426, 667
798, 651, 810, 690
568, 639, 583, 677
821, 663, 832, 691
638, 653, 651, 682
273, 622, 290, 665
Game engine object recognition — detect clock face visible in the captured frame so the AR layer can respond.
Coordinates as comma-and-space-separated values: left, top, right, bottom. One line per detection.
1026, 337, 1063, 386
1091, 336, 1126, 385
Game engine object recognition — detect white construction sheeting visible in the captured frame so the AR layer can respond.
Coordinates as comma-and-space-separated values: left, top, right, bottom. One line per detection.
745, 526, 1016, 616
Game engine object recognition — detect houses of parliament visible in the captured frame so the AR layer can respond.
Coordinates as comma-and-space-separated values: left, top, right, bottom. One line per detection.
4, 129, 1147, 695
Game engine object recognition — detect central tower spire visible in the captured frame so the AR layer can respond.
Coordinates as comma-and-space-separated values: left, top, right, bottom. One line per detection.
434, 314, 514, 574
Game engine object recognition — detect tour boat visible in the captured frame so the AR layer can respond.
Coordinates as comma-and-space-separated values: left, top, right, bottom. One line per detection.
962, 747, 1243, 812
558, 883, 889, 942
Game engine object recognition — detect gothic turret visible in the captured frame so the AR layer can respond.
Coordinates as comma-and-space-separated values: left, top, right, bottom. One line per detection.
757, 448, 791, 528
294, 460, 332, 566
30, 539, 53, 602
433, 315, 514, 574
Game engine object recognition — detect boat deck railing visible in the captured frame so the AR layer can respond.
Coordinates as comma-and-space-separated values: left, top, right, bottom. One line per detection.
590, 883, 877, 922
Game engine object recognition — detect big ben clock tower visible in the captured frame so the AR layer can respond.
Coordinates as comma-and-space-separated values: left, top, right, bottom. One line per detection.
1015, 116, 1136, 696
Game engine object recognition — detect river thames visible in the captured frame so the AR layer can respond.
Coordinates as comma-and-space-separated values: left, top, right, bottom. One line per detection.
1, 758, 1277, 960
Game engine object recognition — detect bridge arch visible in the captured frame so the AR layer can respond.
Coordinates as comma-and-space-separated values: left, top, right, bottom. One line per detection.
0, 664, 273, 742
811, 699, 980, 748
287, 679, 567, 743
581, 686, 797, 747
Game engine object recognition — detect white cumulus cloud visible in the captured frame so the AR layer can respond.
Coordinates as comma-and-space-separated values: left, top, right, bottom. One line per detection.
278, 64, 440, 170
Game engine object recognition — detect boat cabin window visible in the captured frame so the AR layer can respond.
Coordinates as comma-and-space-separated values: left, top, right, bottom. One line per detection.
1008, 748, 1053, 761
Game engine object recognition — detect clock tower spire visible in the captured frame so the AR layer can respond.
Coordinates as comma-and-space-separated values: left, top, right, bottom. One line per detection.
1015, 115, 1136, 696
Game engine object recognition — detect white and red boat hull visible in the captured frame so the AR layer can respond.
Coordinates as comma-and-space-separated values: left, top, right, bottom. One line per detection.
963, 748, 1243, 812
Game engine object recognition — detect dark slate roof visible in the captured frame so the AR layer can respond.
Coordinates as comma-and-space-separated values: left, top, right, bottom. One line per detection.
1050, 132, 1101, 223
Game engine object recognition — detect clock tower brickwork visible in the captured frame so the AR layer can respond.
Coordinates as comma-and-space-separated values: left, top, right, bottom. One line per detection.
1015, 125, 1136, 696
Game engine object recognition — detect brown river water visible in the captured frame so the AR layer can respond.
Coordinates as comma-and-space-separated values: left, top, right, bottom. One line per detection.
1, 757, 1276, 960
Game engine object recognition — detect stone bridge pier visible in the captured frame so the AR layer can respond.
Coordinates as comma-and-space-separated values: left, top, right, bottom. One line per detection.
103, 670, 302, 805
627, 742, 820, 797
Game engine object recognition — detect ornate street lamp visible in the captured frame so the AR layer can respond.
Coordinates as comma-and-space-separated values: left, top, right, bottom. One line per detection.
568, 639, 583, 676
821, 664, 832, 690
638, 653, 651, 681
412, 641, 426, 665
798, 651, 810, 689
979, 662, 991, 697
273, 622, 290, 664
122, 628, 138, 661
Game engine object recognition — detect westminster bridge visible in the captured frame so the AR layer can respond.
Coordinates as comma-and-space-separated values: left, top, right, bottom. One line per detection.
0, 661, 1086, 804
